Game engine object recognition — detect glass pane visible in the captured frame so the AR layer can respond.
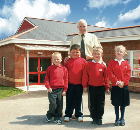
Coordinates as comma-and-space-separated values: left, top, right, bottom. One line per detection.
132, 71, 140, 77
133, 52, 140, 70
29, 74, 38, 83
40, 74, 46, 83
40, 59, 51, 71
124, 52, 130, 63
0, 57, 1, 75
29, 58, 38, 72
3, 57, 5, 76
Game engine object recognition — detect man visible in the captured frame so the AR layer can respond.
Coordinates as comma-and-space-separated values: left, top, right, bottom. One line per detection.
67, 19, 102, 61
65, 19, 102, 116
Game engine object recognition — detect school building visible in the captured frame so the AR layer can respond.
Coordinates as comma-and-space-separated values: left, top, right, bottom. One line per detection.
0, 17, 140, 92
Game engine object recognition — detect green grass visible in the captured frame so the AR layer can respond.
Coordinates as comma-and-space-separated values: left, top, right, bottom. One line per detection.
0, 85, 25, 99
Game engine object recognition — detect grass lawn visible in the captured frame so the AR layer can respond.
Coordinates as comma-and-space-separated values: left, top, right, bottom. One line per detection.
0, 85, 25, 99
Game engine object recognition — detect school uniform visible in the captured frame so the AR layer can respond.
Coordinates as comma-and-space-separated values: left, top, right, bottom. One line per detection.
108, 59, 131, 106
45, 64, 68, 120
82, 60, 110, 119
64, 57, 87, 118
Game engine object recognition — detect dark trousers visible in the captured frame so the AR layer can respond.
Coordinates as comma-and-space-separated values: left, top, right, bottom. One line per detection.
47, 88, 63, 120
89, 85, 105, 119
65, 84, 83, 118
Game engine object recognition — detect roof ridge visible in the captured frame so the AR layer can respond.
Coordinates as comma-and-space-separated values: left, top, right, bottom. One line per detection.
12, 26, 38, 38
25, 17, 107, 28
89, 25, 140, 33
68, 25, 140, 36
25, 17, 77, 24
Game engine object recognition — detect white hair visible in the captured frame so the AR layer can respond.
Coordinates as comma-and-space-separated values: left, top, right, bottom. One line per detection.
77, 19, 87, 27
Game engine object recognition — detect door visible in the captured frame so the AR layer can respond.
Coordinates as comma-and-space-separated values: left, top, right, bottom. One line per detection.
27, 57, 51, 85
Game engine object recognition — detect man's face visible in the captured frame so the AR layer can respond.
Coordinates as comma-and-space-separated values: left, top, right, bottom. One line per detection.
77, 21, 87, 34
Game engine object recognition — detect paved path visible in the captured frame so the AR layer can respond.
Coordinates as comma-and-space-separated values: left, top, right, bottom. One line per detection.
0, 90, 140, 130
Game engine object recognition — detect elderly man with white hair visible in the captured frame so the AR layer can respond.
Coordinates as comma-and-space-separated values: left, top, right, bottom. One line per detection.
64, 19, 102, 122
70, 19, 102, 61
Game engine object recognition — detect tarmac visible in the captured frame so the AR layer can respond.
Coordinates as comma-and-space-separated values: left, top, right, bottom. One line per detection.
0, 85, 140, 130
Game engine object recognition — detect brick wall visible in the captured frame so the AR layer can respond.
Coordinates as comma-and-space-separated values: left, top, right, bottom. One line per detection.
0, 44, 15, 87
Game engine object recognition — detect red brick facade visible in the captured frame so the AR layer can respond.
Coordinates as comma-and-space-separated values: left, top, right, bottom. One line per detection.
0, 43, 68, 87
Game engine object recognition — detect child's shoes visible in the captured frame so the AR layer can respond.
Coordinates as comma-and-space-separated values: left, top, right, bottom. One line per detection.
57, 119, 62, 125
46, 117, 51, 123
64, 117, 70, 122
120, 119, 125, 126
97, 119, 102, 125
92, 118, 97, 124
78, 117, 83, 122
115, 119, 120, 126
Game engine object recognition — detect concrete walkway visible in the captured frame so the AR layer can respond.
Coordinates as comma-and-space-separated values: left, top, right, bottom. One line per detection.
0, 88, 140, 130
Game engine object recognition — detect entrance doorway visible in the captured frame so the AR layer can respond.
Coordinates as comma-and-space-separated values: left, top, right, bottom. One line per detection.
27, 57, 51, 85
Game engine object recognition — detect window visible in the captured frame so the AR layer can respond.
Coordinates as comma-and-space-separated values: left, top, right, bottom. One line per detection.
0, 57, 1, 75
3, 57, 5, 76
124, 51, 140, 77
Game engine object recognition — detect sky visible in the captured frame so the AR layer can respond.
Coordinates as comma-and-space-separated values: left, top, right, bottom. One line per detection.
0, 0, 140, 40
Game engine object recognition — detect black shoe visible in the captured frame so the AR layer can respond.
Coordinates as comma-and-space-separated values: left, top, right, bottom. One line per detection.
97, 119, 102, 125
115, 119, 120, 126
57, 119, 62, 125
46, 117, 51, 123
120, 119, 125, 126
92, 119, 97, 124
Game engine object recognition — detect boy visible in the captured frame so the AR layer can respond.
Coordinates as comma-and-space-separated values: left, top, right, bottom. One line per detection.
64, 44, 87, 122
45, 52, 68, 125
82, 47, 110, 125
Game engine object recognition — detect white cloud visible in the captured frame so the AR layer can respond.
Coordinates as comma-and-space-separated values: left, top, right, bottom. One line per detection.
118, 5, 140, 22
95, 21, 106, 27
88, 0, 131, 9
0, 0, 71, 39
95, 17, 111, 28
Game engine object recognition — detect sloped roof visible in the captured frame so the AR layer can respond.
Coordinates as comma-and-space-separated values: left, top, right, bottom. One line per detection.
14, 17, 106, 41
67, 25, 140, 42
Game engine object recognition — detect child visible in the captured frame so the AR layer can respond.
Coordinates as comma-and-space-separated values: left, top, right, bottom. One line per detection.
82, 47, 110, 125
45, 52, 68, 125
64, 44, 87, 122
108, 45, 131, 126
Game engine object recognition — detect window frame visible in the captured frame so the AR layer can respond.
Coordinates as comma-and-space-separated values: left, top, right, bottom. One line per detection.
126, 50, 140, 77
0, 57, 1, 75
3, 57, 5, 76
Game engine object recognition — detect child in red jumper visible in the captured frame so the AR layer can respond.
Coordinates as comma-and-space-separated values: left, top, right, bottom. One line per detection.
45, 52, 68, 125
82, 47, 110, 125
108, 45, 131, 126
64, 44, 87, 122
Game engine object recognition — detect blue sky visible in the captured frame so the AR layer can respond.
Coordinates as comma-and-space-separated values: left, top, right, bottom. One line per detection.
0, 0, 140, 40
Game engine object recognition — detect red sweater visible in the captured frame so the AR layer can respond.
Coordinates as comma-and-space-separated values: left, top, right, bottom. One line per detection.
44, 64, 68, 92
82, 61, 110, 90
65, 57, 87, 85
108, 60, 131, 86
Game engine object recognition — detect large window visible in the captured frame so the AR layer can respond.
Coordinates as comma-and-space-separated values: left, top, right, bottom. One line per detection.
3, 57, 5, 76
0, 57, 1, 75
124, 51, 140, 77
